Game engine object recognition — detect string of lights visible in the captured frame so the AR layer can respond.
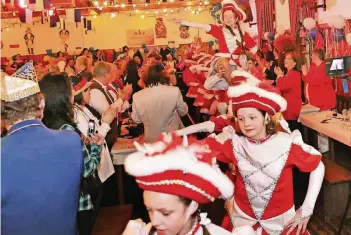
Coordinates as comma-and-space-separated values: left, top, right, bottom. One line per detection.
1, 0, 215, 30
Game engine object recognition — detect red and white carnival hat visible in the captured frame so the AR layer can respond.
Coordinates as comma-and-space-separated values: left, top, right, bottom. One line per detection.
227, 70, 287, 116
124, 134, 234, 204
221, 0, 246, 22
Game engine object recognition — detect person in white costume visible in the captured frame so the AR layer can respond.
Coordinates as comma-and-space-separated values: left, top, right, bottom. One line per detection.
174, 71, 325, 235
121, 133, 256, 235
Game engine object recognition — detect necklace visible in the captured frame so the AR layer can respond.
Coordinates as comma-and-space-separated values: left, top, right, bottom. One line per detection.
7, 123, 44, 136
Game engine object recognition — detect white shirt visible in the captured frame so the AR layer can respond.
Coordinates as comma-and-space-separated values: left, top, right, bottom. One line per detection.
204, 74, 229, 91
74, 105, 115, 182
89, 79, 125, 114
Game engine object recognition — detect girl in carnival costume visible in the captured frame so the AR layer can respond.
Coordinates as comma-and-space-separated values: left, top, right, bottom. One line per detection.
175, 71, 325, 235
121, 133, 256, 235
169, 0, 258, 69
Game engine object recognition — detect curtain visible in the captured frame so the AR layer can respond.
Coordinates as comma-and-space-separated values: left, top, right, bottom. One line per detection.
255, 0, 275, 47
289, 0, 316, 36
289, 0, 299, 35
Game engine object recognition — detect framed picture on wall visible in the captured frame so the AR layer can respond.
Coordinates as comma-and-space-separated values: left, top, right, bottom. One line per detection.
126, 28, 155, 47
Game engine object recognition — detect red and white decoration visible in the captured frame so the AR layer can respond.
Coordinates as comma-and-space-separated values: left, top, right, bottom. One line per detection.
227, 70, 287, 116
124, 134, 234, 204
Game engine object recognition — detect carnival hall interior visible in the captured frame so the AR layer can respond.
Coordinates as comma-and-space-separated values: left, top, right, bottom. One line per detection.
2, 0, 351, 234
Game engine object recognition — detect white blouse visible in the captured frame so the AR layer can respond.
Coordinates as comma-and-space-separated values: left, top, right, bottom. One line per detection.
74, 105, 115, 182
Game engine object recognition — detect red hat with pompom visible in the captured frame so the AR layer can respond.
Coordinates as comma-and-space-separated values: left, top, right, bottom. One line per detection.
227, 70, 287, 116
124, 134, 234, 204
221, 0, 247, 22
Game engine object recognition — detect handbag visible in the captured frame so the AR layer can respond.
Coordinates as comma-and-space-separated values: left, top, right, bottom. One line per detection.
59, 124, 102, 199
80, 143, 102, 199
80, 166, 102, 199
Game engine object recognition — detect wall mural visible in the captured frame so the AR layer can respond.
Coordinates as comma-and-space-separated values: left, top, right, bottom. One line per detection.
179, 25, 190, 39
24, 27, 35, 54
59, 29, 70, 52
155, 17, 167, 38
209, 3, 222, 24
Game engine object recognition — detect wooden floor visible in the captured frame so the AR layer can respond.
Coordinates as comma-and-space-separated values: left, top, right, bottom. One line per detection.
92, 205, 132, 235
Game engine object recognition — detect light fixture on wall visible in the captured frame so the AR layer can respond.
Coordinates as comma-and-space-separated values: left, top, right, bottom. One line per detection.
103, 1, 107, 6
135, 9, 139, 13
141, 14, 145, 18
111, 12, 116, 18
121, 3, 125, 7
93, 15, 97, 18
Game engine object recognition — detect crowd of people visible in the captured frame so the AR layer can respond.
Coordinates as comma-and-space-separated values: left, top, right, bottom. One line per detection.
2, 0, 339, 234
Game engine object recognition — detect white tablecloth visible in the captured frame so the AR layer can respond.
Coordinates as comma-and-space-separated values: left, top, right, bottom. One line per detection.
300, 104, 320, 114
111, 136, 143, 165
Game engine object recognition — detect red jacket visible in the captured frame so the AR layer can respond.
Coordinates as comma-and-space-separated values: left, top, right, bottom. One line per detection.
302, 62, 336, 111
276, 70, 302, 121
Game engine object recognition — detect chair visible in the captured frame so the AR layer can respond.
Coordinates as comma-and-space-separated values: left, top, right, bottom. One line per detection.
322, 158, 351, 234
336, 95, 351, 113
338, 193, 351, 235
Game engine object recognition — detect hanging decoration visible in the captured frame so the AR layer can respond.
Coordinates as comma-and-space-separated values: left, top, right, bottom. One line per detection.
333, 29, 345, 42
23, 27, 35, 54
155, 17, 167, 38
302, 17, 325, 50
209, 3, 222, 24
279, 0, 286, 4
59, 29, 70, 52
179, 25, 190, 39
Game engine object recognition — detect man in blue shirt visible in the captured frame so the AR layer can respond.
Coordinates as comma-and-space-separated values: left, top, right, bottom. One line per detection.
1, 62, 83, 235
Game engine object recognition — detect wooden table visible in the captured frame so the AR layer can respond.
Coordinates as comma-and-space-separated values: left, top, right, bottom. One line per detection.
299, 111, 351, 161
111, 136, 143, 205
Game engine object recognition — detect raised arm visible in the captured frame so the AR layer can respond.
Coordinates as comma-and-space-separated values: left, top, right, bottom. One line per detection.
175, 121, 215, 136
168, 18, 211, 32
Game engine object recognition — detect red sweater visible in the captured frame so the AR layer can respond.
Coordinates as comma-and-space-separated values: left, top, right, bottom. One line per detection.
276, 70, 302, 121
302, 62, 336, 111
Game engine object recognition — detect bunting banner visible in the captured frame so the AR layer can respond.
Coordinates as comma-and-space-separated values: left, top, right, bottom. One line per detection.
87, 20, 91, 30
18, 8, 33, 23
43, 0, 50, 9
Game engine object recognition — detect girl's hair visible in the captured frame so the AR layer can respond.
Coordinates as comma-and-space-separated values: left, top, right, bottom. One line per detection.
177, 197, 210, 235
236, 110, 278, 136
285, 51, 302, 71
144, 63, 170, 87
126, 60, 139, 78
312, 48, 325, 61
39, 73, 76, 130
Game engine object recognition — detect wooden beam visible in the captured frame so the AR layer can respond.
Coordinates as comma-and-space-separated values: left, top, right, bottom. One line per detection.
1, 0, 221, 19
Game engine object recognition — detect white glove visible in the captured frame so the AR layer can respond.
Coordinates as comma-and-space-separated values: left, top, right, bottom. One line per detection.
301, 161, 325, 218
121, 219, 152, 235
174, 121, 215, 136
